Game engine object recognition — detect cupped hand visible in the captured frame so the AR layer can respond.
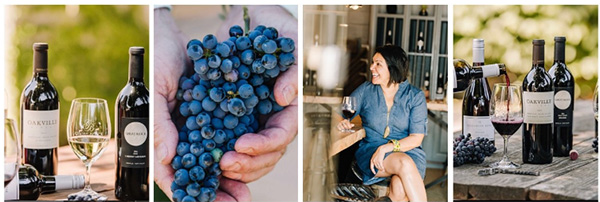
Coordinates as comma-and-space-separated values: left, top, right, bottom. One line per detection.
153, 8, 251, 201
370, 144, 389, 174
216, 5, 299, 183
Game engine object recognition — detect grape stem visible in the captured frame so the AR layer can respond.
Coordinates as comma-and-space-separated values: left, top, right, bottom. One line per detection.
243, 6, 250, 34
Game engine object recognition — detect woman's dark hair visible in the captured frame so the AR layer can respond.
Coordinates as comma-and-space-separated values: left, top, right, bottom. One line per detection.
374, 45, 409, 86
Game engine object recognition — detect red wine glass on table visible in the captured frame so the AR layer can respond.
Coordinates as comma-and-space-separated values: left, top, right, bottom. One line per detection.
340, 96, 357, 133
490, 83, 522, 169
66, 98, 111, 201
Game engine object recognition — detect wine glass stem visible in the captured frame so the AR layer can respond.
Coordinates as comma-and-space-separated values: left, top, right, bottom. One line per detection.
502, 136, 509, 162
84, 163, 92, 190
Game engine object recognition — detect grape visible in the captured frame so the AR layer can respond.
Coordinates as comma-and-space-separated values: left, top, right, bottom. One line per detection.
216, 43, 231, 57
188, 130, 202, 143
213, 129, 227, 144
238, 84, 254, 99
187, 44, 204, 61
453, 134, 496, 167
207, 55, 221, 68
223, 114, 239, 129
238, 65, 251, 79
220, 58, 233, 73
235, 36, 252, 51
261, 54, 277, 69
229, 25, 244, 37
227, 98, 247, 116
192, 85, 208, 101
172, 21, 295, 202
174, 169, 191, 186
261, 40, 277, 54
173, 189, 187, 202
190, 142, 204, 156
263, 27, 278, 39
279, 37, 295, 52
279, 52, 295, 66
240, 49, 255, 65
593, 137, 598, 153
202, 34, 218, 49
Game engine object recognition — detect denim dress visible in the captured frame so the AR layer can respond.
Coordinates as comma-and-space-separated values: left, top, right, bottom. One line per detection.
351, 81, 428, 185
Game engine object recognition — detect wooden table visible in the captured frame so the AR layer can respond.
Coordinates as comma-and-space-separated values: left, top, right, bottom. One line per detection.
39, 140, 117, 200
453, 99, 598, 200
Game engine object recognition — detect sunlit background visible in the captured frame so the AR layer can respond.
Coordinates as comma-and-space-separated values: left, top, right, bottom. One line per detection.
454, 5, 598, 99
4, 5, 150, 146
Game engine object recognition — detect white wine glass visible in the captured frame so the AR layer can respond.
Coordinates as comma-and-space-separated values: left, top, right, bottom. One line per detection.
4, 117, 20, 186
340, 96, 357, 133
490, 84, 522, 169
66, 98, 111, 201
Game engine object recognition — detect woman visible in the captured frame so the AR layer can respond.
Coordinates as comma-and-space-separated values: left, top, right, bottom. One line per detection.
337, 45, 427, 201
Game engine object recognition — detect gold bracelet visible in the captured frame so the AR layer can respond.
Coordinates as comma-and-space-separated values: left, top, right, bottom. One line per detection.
390, 140, 401, 152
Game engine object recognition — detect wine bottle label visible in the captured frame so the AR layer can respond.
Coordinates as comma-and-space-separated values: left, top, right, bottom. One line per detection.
22, 109, 59, 149
119, 117, 149, 168
554, 87, 574, 126
523, 91, 554, 124
463, 115, 495, 140
481, 64, 500, 78
4, 174, 19, 200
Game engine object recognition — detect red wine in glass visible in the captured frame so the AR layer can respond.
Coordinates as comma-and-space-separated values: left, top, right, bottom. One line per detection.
491, 118, 523, 137
340, 96, 356, 133
342, 109, 356, 120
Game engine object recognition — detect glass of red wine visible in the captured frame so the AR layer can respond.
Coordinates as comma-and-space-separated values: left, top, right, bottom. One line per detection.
340, 96, 357, 133
4, 116, 20, 186
490, 83, 522, 169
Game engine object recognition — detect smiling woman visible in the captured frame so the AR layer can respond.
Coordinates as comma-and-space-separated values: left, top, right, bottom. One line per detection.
337, 45, 428, 201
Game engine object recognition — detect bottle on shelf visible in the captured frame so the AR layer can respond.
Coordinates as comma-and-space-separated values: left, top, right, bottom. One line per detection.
417, 32, 425, 52
522, 39, 554, 164
548, 36, 574, 157
419, 5, 428, 16
115, 47, 149, 200
20, 43, 59, 176
452, 58, 507, 92
462, 39, 495, 143
5, 164, 84, 200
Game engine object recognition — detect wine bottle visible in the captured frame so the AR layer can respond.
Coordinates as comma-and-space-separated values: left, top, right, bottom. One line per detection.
462, 39, 495, 142
4, 164, 84, 200
115, 47, 149, 200
548, 36, 574, 157
452, 59, 507, 92
417, 32, 425, 52
522, 39, 554, 164
20, 43, 59, 176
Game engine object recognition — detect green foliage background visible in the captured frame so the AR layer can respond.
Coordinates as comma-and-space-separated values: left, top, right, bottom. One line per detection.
6, 5, 149, 146
454, 5, 598, 99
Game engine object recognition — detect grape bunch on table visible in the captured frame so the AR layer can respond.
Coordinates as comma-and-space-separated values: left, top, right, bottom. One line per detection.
169, 23, 295, 202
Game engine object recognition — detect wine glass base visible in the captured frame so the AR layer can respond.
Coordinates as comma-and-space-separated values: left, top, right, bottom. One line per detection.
67, 188, 107, 201
490, 161, 520, 169
341, 129, 356, 133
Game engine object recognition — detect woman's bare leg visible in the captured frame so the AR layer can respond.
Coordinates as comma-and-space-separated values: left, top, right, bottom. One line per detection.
389, 175, 408, 201
375, 153, 426, 201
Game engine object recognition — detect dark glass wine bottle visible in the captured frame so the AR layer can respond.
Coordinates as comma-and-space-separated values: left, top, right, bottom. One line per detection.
115, 47, 149, 200
522, 39, 554, 164
452, 59, 506, 92
548, 36, 574, 157
462, 39, 495, 142
20, 43, 59, 176
4, 164, 84, 200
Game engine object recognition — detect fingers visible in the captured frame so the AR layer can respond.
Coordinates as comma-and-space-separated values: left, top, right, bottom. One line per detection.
235, 105, 298, 155
217, 178, 252, 201
274, 64, 298, 106
337, 119, 355, 131
220, 150, 285, 175
154, 157, 175, 199
222, 165, 276, 183
154, 94, 179, 165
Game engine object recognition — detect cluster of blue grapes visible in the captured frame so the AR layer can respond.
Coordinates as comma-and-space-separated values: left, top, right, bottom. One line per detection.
453, 134, 496, 167
170, 25, 294, 202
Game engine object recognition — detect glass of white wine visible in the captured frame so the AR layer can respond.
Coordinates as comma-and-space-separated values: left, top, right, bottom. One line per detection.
66, 98, 111, 201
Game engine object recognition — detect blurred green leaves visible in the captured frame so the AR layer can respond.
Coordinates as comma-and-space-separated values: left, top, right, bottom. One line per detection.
6, 5, 149, 146
454, 5, 598, 99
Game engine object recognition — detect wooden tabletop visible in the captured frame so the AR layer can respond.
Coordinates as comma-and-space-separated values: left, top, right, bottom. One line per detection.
39, 140, 117, 200
453, 99, 598, 200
